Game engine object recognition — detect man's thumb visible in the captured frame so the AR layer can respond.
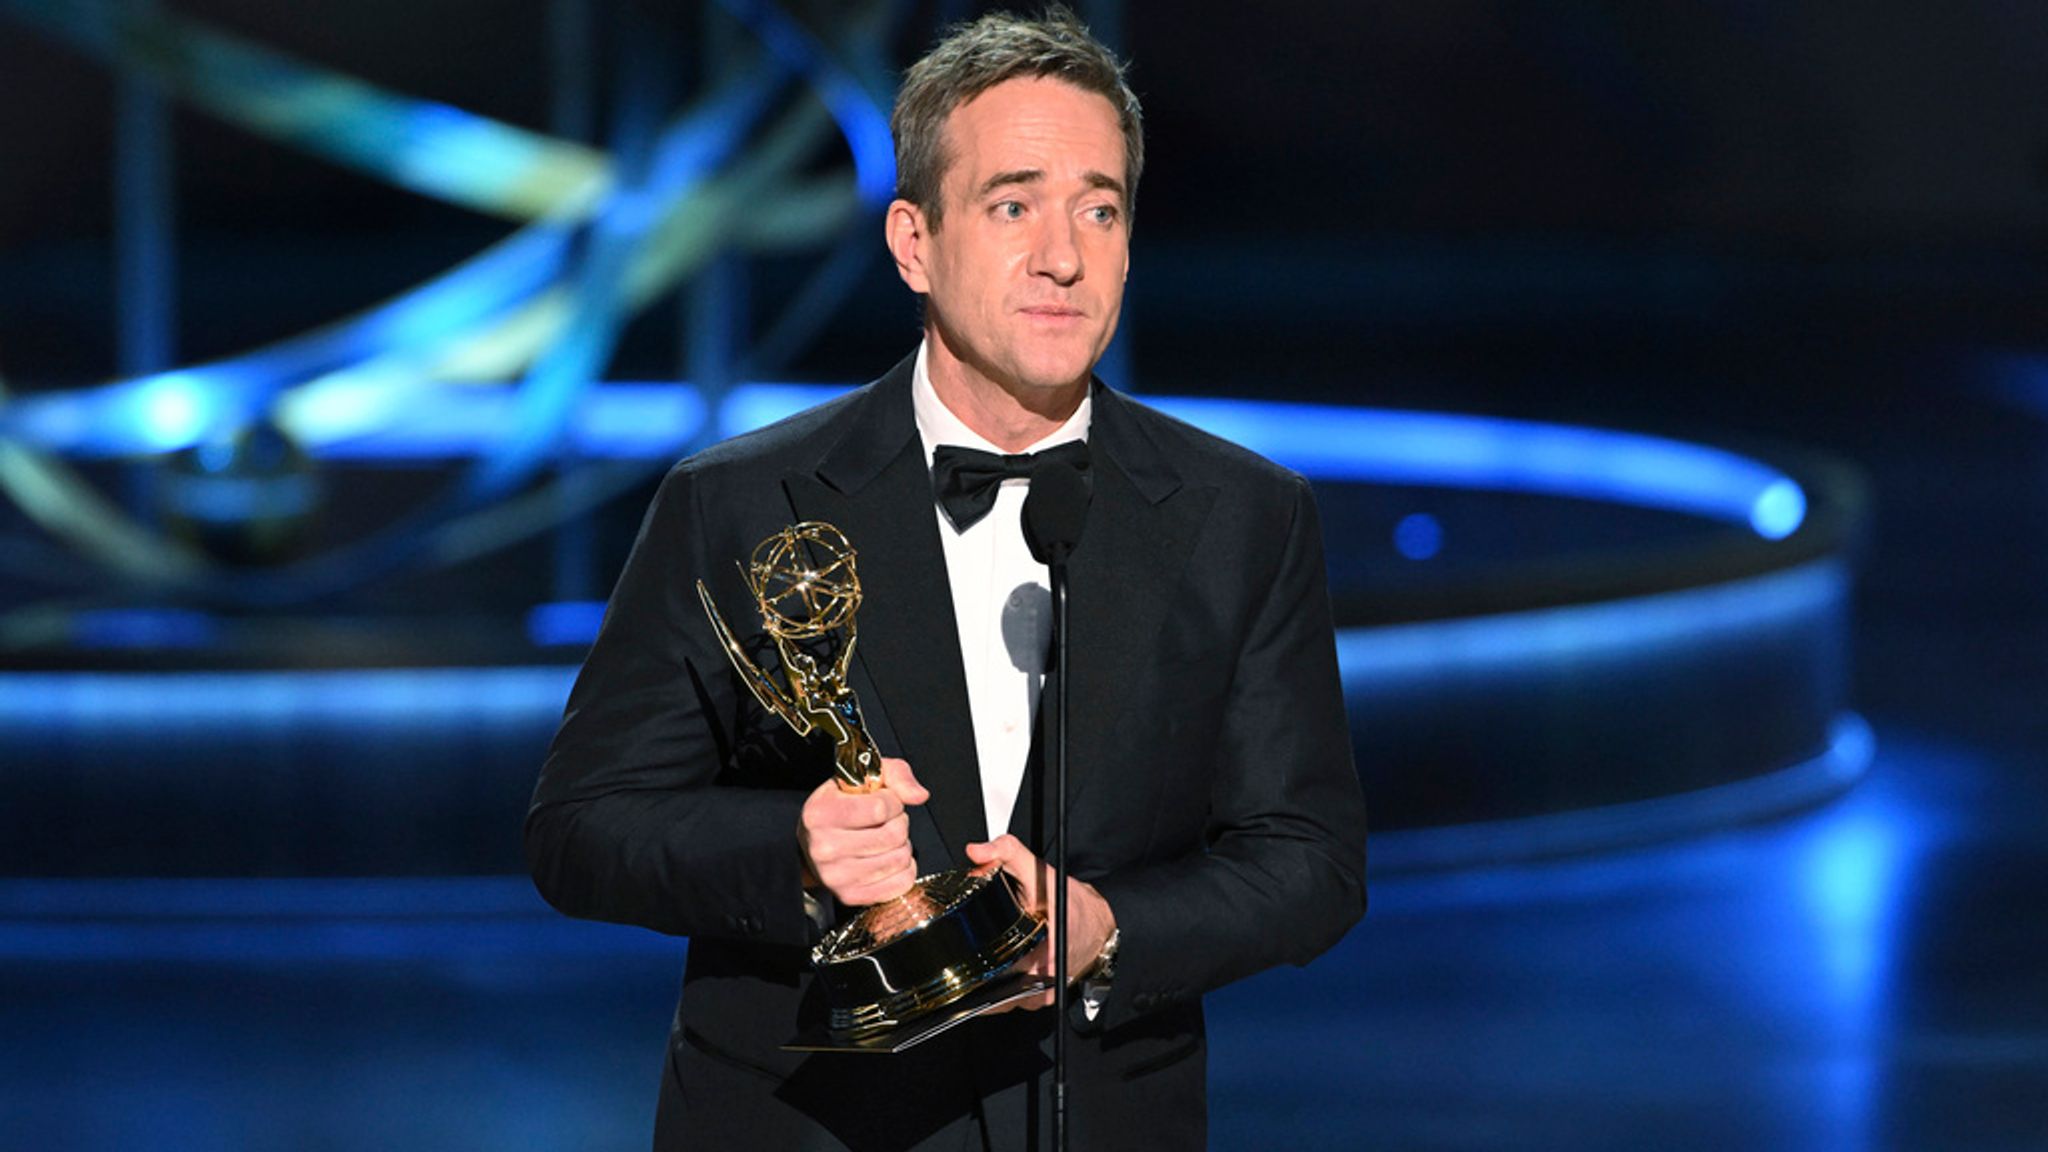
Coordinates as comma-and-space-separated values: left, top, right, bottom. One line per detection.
881, 756, 930, 805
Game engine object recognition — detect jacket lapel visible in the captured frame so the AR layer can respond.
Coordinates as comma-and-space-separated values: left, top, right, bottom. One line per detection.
781, 357, 987, 867
1009, 384, 1216, 848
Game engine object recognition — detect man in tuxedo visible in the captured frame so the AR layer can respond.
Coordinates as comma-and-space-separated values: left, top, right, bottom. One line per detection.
526, 9, 1367, 1149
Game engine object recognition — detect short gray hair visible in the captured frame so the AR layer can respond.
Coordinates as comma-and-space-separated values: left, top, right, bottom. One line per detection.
891, 6, 1143, 228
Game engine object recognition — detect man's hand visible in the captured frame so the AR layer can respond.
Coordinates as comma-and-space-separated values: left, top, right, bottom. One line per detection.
799, 757, 929, 906
964, 834, 1117, 1012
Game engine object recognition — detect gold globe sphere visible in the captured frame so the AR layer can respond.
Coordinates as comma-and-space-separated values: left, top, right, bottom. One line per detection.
744, 521, 861, 640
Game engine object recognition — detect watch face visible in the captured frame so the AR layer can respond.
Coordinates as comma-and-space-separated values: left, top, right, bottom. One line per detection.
1089, 929, 1120, 981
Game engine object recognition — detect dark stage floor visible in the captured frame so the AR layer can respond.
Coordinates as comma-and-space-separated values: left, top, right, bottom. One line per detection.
5, 721, 2046, 1150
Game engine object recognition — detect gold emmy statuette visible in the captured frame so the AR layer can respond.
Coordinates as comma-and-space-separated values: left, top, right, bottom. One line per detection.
695, 522, 1048, 1050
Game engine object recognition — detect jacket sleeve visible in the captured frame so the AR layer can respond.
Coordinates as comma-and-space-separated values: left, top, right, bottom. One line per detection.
524, 463, 816, 950
1085, 475, 1368, 1031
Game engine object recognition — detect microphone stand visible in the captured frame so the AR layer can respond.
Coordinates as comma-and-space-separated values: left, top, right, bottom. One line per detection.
1048, 546, 1072, 1152
1024, 452, 1088, 1152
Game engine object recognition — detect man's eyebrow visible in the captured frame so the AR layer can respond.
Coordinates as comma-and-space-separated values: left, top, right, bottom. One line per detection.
972, 168, 1128, 201
1082, 171, 1127, 200
976, 168, 1044, 197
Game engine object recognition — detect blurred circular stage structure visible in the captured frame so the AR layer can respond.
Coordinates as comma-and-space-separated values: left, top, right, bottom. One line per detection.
0, 384, 1871, 878
0, 0, 1870, 880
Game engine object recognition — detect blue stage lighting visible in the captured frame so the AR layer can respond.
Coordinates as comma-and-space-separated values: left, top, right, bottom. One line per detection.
1804, 789, 1898, 1004
129, 373, 220, 451
290, 384, 709, 461
716, 0, 896, 206
1751, 478, 1808, 540
69, 609, 221, 651
1142, 398, 1806, 537
1393, 512, 1443, 560
527, 601, 610, 648
718, 386, 1807, 539
0, 667, 579, 729
715, 383, 849, 441
1335, 559, 1845, 686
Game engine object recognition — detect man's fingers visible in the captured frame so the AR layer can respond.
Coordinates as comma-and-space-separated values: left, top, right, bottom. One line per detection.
812, 842, 917, 906
806, 825, 912, 877
800, 772, 920, 905
797, 756, 935, 907
805, 781, 903, 833
852, 845, 916, 890
839, 789, 905, 828
963, 833, 1026, 867
804, 813, 911, 866
965, 834, 1045, 908
840, 851, 918, 905
815, 832, 913, 869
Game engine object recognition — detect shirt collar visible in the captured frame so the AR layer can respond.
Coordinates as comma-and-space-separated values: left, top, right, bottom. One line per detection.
911, 339, 1092, 468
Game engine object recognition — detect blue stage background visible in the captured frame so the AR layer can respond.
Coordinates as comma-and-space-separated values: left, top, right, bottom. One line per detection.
3, 2, 2047, 1149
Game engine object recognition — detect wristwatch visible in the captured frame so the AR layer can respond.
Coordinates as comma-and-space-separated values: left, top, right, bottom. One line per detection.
1080, 927, 1121, 1013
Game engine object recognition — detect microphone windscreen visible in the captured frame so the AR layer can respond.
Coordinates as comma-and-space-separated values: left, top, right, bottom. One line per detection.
1024, 451, 1092, 564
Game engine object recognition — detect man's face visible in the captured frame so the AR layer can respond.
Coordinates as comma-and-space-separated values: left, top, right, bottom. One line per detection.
890, 77, 1130, 402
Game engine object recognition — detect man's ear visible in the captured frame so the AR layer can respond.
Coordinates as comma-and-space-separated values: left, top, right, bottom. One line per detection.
886, 199, 931, 295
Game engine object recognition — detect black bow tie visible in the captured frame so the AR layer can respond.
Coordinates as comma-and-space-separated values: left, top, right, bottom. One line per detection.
931, 440, 1091, 531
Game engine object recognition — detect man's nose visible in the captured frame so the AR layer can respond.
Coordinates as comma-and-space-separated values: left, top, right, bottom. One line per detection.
1031, 217, 1083, 284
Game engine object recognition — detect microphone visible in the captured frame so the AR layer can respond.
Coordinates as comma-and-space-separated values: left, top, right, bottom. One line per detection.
1023, 446, 1090, 1152
1023, 451, 1091, 565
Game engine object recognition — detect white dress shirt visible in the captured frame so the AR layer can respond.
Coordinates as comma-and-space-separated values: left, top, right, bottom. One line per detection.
911, 341, 1091, 840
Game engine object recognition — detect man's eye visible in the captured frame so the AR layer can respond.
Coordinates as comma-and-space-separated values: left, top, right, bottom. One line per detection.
994, 201, 1025, 219
1087, 205, 1119, 225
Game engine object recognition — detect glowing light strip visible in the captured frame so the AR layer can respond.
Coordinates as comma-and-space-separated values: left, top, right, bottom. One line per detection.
3, 222, 579, 456
156, 381, 1805, 540
715, 385, 1808, 538
715, 382, 851, 440
1, 0, 613, 220
303, 384, 710, 461
0, 666, 578, 728
458, 76, 781, 505
1, 566, 1843, 723
1163, 399, 1805, 538
1335, 559, 1845, 685
716, 0, 896, 206
0, 380, 1814, 612
0, 380, 209, 578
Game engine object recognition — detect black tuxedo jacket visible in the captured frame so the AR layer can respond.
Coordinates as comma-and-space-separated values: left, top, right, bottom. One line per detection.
527, 354, 1367, 1151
